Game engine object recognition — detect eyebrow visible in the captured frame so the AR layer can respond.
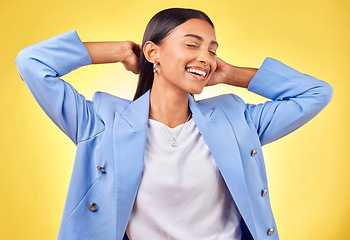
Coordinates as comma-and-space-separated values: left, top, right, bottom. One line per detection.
183, 34, 219, 47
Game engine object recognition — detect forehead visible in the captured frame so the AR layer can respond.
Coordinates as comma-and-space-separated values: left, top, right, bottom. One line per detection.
165, 18, 216, 43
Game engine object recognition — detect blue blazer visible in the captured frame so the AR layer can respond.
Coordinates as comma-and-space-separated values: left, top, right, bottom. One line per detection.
15, 30, 333, 240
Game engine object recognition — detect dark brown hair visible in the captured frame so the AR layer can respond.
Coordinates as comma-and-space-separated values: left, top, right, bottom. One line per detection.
133, 8, 214, 100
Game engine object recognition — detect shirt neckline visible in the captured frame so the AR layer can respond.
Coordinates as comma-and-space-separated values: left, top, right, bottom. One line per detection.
148, 117, 193, 130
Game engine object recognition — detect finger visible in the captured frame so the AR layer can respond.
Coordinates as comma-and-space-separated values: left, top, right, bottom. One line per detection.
132, 43, 142, 57
132, 65, 140, 74
131, 58, 140, 74
137, 44, 142, 57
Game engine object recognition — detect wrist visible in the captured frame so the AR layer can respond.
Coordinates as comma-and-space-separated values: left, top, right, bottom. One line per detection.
113, 41, 129, 63
226, 66, 258, 88
223, 64, 237, 85
118, 41, 136, 64
84, 41, 129, 64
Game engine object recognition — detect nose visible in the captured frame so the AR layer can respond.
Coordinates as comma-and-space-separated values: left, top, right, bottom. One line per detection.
196, 49, 211, 66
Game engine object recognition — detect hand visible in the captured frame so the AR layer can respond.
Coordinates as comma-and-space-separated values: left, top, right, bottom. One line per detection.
207, 57, 257, 88
206, 57, 232, 86
121, 41, 141, 74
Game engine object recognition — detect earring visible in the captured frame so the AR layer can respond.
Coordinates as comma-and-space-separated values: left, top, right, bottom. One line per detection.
153, 61, 158, 74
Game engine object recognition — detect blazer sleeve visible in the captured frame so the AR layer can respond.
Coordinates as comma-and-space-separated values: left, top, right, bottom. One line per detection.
238, 57, 333, 146
15, 30, 104, 145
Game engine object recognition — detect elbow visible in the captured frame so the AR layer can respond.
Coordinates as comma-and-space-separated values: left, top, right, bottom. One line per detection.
15, 49, 26, 71
304, 81, 333, 116
15, 46, 31, 68
319, 81, 334, 108
293, 81, 333, 120
15, 47, 33, 79
15, 45, 47, 83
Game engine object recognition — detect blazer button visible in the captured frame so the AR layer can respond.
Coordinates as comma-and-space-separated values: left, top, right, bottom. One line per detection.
88, 202, 98, 212
97, 166, 106, 173
261, 188, 268, 197
251, 148, 258, 157
267, 227, 275, 236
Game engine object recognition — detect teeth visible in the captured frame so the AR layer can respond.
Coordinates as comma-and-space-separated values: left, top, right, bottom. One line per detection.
187, 68, 207, 77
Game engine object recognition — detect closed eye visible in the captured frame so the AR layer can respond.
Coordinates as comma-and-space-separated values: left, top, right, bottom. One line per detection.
186, 43, 216, 56
186, 44, 199, 48
209, 51, 217, 56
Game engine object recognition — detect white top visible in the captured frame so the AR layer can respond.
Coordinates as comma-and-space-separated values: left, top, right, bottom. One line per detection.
126, 118, 241, 240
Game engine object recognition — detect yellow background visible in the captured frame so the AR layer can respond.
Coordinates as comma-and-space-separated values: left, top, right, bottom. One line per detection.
1, 0, 349, 239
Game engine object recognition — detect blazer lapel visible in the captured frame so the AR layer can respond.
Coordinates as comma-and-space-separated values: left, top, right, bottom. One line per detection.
112, 92, 257, 239
189, 96, 257, 239
113, 91, 150, 239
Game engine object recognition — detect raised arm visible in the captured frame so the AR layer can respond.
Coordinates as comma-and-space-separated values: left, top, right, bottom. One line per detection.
15, 30, 139, 144
209, 57, 333, 146
15, 30, 102, 144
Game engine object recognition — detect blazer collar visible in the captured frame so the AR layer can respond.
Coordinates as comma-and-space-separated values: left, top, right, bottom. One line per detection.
121, 90, 214, 129
189, 94, 215, 119
121, 90, 150, 130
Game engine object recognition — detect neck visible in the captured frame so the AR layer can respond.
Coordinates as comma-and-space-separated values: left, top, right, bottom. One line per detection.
149, 79, 191, 128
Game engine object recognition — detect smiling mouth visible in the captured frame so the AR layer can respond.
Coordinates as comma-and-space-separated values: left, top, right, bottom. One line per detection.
186, 67, 207, 77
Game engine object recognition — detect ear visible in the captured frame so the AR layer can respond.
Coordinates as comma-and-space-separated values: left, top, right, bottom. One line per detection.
143, 41, 159, 63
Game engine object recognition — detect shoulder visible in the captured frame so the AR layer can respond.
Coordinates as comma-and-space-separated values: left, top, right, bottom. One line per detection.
196, 93, 246, 109
92, 91, 132, 117
194, 94, 254, 130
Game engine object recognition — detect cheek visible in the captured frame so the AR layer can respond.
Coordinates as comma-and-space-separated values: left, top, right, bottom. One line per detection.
212, 59, 218, 72
161, 50, 183, 70
207, 60, 217, 79
161, 53, 190, 76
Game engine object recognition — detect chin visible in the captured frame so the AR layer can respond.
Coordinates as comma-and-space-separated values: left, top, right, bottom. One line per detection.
189, 87, 204, 95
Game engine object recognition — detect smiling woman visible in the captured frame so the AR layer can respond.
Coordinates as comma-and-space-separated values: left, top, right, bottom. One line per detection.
144, 18, 220, 128
15, 7, 333, 240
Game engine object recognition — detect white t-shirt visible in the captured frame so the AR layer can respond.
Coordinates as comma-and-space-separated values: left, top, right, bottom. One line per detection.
126, 118, 242, 240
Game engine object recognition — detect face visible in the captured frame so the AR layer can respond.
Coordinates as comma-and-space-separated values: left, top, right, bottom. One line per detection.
154, 18, 218, 95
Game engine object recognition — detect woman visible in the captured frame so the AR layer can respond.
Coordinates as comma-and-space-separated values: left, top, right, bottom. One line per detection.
15, 8, 332, 240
